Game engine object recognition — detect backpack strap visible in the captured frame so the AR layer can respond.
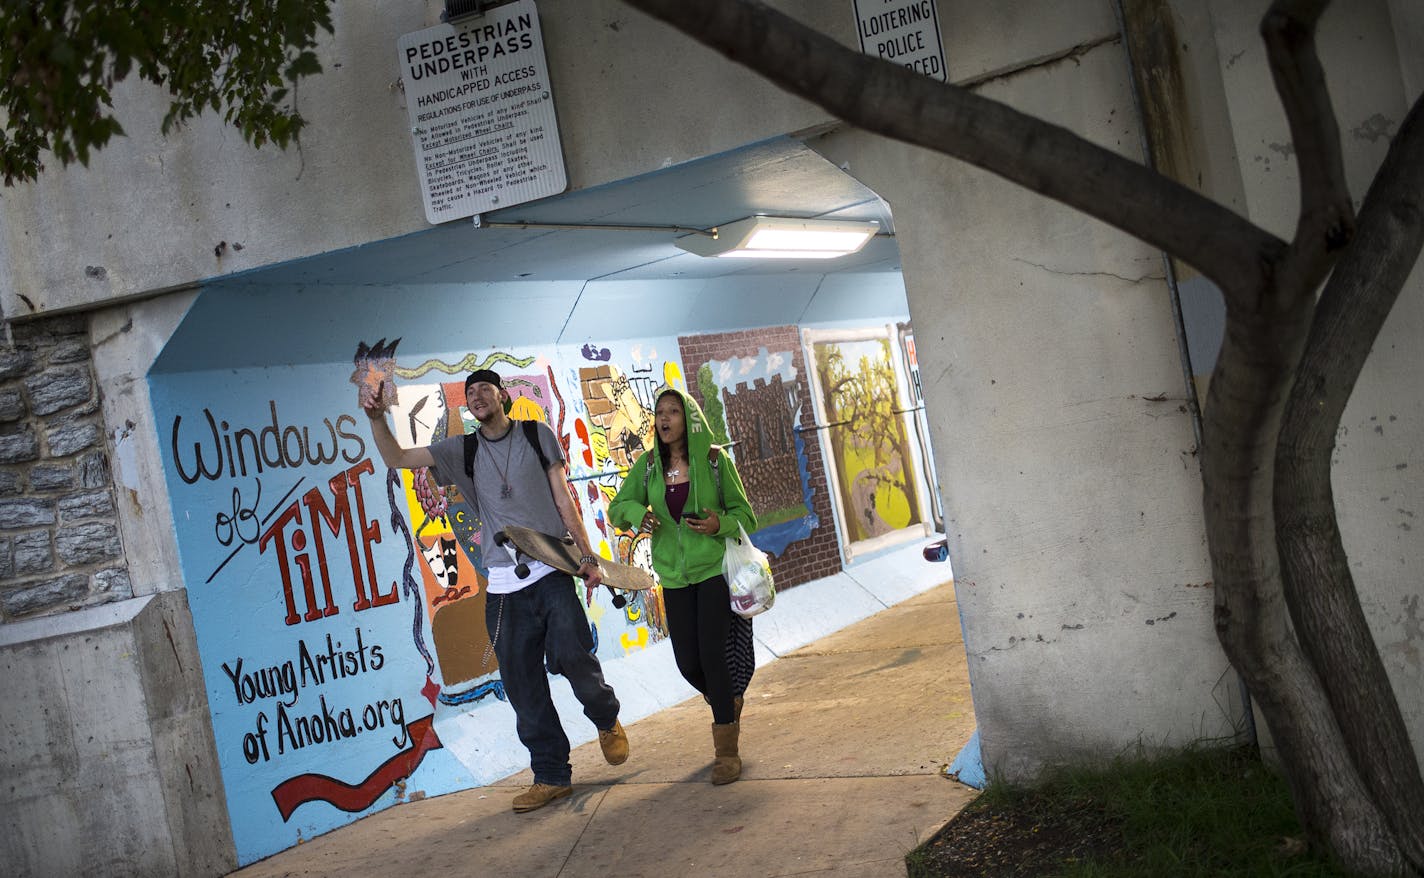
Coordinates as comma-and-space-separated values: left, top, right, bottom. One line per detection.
463, 431, 479, 479
522, 419, 551, 471
709, 445, 723, 502
464, 420, 551, 480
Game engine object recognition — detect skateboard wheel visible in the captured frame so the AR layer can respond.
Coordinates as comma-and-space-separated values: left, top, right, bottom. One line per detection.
612, 594, 627, 609
515, 562, 530, 579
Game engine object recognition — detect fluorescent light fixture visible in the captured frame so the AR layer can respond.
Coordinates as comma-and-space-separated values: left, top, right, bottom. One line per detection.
675, 216, 880, 259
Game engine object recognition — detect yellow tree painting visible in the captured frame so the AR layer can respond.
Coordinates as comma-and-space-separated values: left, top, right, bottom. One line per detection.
812, 334, 922, 545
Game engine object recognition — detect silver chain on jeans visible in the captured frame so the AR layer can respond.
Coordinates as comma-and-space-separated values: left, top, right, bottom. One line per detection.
483, 593, 505, 669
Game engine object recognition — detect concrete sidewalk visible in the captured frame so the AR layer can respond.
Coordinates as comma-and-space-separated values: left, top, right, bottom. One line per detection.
231, 583, 977, 878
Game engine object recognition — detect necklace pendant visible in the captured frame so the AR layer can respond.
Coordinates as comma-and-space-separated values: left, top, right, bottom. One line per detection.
500, 483, 512, 499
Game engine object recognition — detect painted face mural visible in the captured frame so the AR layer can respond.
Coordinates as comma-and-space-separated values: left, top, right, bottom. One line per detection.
421, 535, 461, 589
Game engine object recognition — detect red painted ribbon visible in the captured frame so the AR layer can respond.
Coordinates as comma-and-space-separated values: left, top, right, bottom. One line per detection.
270, 715, 442, 821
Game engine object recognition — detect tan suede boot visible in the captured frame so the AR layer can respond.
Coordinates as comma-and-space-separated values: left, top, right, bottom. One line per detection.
711, 721, 741, 785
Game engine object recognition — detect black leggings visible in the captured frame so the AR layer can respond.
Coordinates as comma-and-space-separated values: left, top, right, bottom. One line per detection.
663, 575, 736, 724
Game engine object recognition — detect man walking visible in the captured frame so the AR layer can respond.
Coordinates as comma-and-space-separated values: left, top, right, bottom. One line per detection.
361, 369, 628, 813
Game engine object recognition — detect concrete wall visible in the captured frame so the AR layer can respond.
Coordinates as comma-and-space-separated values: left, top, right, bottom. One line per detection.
831, 0, 1420, 781
0, 0, 850, 320
0, 590, 234, 877
810, 0, 1237, 778
0, 0, 1419, 872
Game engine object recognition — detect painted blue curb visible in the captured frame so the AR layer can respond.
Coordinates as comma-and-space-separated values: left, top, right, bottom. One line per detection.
946, 727, 984, 789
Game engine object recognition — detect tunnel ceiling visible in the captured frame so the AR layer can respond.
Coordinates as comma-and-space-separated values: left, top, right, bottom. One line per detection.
230, 136, 901, 288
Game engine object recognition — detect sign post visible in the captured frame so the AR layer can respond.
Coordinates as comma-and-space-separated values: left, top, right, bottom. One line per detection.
397, 0, 567, 224
852, 0, 947, 82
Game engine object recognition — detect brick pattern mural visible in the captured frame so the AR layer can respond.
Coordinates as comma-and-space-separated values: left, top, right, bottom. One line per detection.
0, 315, 130, 621
578, 363, 652, 471
680, 326, 842, 590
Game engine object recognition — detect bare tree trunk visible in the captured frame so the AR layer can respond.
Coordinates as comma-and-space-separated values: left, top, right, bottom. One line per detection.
1204, 5, 1407, 873
619, 0, 1423, 873
1202, 256, 1407, 876
1277, 92, 1424, 870
1209, 6, 1424, 871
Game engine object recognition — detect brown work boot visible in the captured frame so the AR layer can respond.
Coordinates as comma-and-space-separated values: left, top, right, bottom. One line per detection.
599, 720, 629, 765
711, 721, 741, 785
512, 782, 572, 813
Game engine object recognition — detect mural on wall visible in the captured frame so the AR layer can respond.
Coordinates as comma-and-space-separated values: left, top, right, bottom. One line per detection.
572, 339, 684, 644
375, 341, 680, 694
150, 335, 698, 865
679, 325, 843, 590
152, 360, 471, 865
700, 345, 819, 557
898, 324, 943, 528
149, 297, 947, 867
378, 342, 552, 710
809, 331, 923, 546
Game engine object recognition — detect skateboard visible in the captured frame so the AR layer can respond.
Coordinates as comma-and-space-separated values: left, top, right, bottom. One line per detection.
494, 525, 656, 608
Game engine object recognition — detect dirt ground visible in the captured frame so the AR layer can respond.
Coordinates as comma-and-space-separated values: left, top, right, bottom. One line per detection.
910, 791, 1124, 876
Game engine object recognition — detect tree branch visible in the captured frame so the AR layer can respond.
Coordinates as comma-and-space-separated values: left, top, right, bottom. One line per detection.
1261, 0, 1356, 294
1277, 92, 1424, 872
619, 0, 1283, 300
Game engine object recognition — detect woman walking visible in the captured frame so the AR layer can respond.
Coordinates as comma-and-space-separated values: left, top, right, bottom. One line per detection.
609, 387, 757, 784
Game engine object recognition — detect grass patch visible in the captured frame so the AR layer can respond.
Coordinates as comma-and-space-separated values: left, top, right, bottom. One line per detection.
753, 503, 810, 530
908, 745, 1349, 877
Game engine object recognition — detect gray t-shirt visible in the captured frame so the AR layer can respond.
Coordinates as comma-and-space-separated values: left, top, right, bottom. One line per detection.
426, 420, 569, 571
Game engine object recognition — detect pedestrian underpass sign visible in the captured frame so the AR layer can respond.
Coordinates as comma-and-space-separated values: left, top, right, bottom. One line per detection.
397, 0, 567, 224
853, 0, 947, 82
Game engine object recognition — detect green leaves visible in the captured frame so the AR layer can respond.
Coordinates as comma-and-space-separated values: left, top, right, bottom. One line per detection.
0, 0, 334, 185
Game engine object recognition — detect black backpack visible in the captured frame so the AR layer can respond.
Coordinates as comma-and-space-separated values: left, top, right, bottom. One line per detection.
463, 420, 550, 479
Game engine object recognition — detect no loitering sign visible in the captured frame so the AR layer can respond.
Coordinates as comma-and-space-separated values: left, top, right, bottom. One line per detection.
853, 0, 947, 82
397, 0, 567, 224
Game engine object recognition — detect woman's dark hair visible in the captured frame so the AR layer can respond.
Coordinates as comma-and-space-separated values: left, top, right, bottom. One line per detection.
655, 389, 681, 472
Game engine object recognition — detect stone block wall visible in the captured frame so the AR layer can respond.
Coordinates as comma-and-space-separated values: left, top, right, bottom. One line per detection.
679, 326, 843, 590
0, 316, 130, 621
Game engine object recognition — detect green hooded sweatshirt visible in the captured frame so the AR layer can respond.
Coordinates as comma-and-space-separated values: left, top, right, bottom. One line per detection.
608, 387, 757, 588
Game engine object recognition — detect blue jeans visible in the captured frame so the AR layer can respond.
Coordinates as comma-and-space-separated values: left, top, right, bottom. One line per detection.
485, 571, 620, 786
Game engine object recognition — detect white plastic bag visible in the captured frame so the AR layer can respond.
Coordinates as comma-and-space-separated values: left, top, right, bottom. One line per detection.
723, 522, 775, 618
